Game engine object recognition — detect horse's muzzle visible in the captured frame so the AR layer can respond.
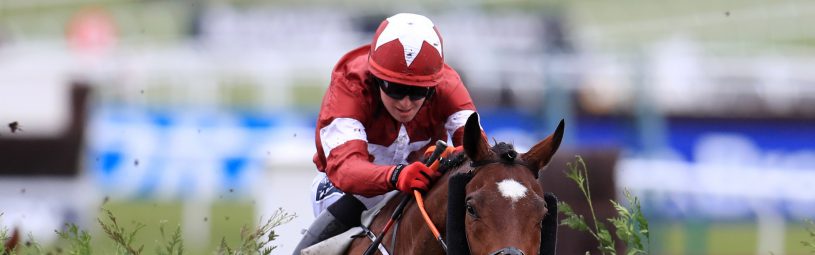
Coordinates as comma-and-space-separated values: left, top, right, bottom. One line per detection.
490, 247, 525, 255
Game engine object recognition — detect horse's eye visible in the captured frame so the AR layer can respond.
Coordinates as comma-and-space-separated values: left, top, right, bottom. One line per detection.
466, 204, 478, 218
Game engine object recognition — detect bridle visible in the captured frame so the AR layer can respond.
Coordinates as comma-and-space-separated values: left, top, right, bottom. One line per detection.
412, 149, 537, 254
364, 145, 557, 255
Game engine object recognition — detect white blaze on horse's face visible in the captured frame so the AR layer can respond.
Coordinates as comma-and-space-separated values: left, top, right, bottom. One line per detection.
496, 179, 528, 204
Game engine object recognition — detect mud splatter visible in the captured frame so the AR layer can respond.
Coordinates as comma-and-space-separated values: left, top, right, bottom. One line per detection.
8, 122, 22, 133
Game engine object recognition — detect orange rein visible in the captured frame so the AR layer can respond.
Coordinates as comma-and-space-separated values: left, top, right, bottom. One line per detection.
414, 190, 442, 238
414, 157, 447, 251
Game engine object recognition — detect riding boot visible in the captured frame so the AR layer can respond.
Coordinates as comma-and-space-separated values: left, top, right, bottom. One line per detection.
293, 193, 366, 255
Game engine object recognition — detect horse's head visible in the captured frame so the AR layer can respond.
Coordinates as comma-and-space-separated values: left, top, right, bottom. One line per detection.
450, 112, 563, 255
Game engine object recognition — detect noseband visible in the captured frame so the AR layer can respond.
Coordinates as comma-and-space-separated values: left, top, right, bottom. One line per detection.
490, 247, 526, 255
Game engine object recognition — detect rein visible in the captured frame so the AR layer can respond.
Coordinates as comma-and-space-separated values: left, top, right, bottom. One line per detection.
412, 151, 449, 252
366, 142, 543, 254
362, 141, 448, 255
414, 190, 448, 251
412, 152, 528, 253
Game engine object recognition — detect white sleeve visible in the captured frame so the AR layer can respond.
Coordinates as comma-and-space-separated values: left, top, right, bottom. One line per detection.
319, 118, 368, 157
444, 110, 475, 136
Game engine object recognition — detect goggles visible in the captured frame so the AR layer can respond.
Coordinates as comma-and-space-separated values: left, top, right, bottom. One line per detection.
377, 78, 434, 101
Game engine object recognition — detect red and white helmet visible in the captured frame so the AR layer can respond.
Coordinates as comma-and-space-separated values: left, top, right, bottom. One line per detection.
368, 13, 444, 87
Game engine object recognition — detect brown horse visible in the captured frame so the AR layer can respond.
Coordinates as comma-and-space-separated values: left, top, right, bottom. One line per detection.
346, 113, 563, 255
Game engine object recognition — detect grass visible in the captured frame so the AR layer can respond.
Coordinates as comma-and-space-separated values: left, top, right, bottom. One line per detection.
802, 219, 815, 254
648, 220, 813, 255
90, 201, 183, 255
0, 200, 294, 255
56, 223, 93, 255
564, 0, 815, 51
0, 171, 813, 254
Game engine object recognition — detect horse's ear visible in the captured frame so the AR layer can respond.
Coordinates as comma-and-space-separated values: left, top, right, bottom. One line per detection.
522, 119, 564, 172
463, 112, 491, 162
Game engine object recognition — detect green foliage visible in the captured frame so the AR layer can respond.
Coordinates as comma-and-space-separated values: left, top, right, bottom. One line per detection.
1, 212, 47, 255
215, 208, 296, 255
98, 209, 146, 255
802, 219, 815, 254
559, 156, 650, 255
24, 233, 45, 254
609, 190, 649, 255
0, 212, 8, 255
559, 202, 589, 232
216, 237, 234, 255
56, 223, 93, 255
155, 220, 184, 255
2, 207, 295, 255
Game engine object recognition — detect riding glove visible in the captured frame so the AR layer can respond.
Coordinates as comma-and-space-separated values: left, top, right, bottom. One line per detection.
423, 145, 463, 160
389, 162, 441, 193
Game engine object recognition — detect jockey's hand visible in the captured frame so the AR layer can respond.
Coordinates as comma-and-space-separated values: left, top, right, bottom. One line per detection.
423, 145, 463, 160
389, 162, 441, 193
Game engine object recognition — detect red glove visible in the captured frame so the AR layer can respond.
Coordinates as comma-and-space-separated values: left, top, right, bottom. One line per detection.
389, 162, 441, 193
424, 145, 463, 160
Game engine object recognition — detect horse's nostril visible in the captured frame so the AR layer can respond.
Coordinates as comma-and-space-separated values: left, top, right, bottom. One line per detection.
490, 247, 525, 255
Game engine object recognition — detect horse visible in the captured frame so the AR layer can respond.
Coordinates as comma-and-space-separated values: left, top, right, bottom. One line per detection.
346, 112, 564, 255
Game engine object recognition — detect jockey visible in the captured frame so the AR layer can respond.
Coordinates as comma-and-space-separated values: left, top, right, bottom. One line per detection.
294, 13, 478, 253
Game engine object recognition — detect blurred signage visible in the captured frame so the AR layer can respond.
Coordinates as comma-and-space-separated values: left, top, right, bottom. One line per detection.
87, 106, 314, 200
86, 106, 815, 218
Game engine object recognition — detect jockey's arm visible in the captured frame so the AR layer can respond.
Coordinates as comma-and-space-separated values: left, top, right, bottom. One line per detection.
322, 139, 395, 197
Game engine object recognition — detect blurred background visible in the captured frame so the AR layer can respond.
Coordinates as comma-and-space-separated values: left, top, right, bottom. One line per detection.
1, 0, 814, 254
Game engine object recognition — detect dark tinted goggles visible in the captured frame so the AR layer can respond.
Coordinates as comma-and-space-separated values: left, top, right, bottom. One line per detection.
378, 79, 433, 101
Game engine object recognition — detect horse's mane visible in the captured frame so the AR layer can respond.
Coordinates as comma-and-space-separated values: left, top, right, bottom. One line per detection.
492, 142, 518, 164
438, 141, 522, 175
439, 152, 468, 174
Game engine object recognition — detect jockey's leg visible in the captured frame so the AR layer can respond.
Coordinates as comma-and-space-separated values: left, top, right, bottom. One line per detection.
310, 172, 345, 217
293, 193, 366, 254
310, 172, 388, 217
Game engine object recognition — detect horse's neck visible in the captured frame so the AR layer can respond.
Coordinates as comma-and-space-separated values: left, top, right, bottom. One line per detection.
394, 167, 462, 254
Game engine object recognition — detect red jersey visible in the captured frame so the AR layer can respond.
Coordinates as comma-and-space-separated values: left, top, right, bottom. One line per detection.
313, 45, 477, 197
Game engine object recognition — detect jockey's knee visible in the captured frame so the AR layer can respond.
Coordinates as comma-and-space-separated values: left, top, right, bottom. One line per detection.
327, 193, 366, 227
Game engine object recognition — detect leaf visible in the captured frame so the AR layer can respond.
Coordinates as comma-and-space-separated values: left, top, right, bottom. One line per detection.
97, 209, 144, 255
609, 217, 631, 243
597, 223, 616, 254
626, 248, 646, 255
559, 202, 590, 232
565, 159, 587, 193
610, 200, 631, 219
560, 157, 654, 255
56, 223, 92, 255
562, 213, 590, 232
